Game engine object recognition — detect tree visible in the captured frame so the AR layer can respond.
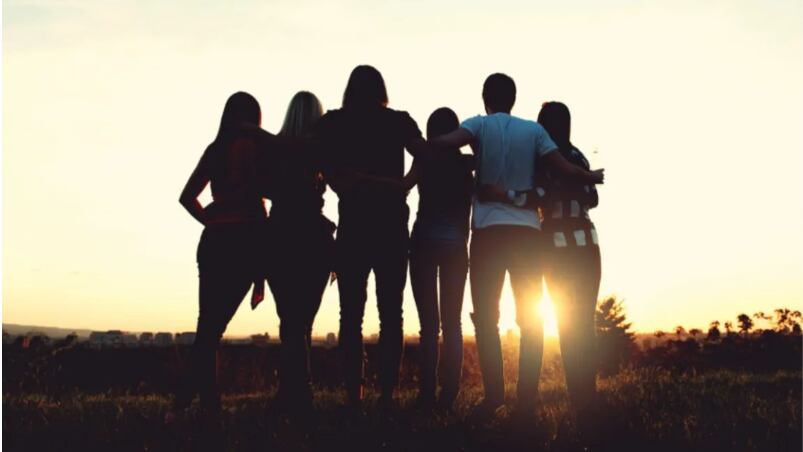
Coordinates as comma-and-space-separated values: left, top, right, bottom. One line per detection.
724, 321, 734, 335
706, 321, 721, 341
595, 296, 637, 375
773, 308, 802, 333
752, 311, 772, 332
674, 326, 686, 339
689, 328, 702, 338
737, 314, 754, 336
654, 330, 666, 339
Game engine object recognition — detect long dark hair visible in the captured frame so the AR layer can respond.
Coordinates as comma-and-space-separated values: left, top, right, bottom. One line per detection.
342, 65, 388, 110
206, 92, 261, 175
537, 101, 571, 150
422, 107, 472, 204
215, 91, 261, 146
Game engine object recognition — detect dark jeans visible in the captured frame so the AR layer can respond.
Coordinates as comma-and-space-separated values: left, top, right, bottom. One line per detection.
409, 229, 468, 403
178, 223, 264, 413
545, 241, 601, 415
469, 225, 544, 406
266, 215, 334, 407
336, 222, 409, 401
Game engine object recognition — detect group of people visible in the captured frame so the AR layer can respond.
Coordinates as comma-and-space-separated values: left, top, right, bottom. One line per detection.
174, 65, 605, 435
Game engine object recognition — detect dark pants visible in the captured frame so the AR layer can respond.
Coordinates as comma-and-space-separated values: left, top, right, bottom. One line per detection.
178, 223, 263, 413
469, 225, 543, 406
546, 240, 601, 416
266, 216, 334, 407
409, 230, 468, 403
336, 223, 409, 401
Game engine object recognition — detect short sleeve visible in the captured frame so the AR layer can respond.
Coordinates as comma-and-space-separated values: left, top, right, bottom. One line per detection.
398, 111, 423, 143
460, 116, 483, 138
534, 125, 558, 158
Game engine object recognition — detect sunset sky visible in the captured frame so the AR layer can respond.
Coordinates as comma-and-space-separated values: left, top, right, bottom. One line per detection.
3, 0, 802, 338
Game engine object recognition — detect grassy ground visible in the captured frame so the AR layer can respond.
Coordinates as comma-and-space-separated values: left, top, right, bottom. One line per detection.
3, 366, 800, 452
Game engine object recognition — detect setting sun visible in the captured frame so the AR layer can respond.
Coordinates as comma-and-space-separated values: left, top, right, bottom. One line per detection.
498, 279, 560, 339
538, 286, 560, 338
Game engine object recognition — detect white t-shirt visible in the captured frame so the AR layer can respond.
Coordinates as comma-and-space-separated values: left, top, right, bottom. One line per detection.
460, 113, 557, 230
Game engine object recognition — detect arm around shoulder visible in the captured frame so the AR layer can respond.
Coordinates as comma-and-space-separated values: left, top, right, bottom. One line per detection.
541, 151, 605, 184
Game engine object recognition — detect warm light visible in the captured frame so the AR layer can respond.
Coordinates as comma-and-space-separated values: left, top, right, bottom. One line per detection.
539, 284, 560, 338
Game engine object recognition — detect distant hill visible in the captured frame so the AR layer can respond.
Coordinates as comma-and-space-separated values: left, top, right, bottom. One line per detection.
2, 324, 96, 339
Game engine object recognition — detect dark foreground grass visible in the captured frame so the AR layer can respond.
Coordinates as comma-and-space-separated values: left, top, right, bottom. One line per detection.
3, 367, 800, 452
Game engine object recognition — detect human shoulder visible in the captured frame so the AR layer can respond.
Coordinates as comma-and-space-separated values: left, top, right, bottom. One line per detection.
385, 107, 415, 123
459, 115, 486, 136
319, 108, 345, 124
315, 109, 347, 138
385, 107, 422, 138
509, 115, 543, 132
566, 145, 590, 168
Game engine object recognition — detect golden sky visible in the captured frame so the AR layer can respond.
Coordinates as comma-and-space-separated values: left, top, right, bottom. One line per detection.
3, 0, 802, 338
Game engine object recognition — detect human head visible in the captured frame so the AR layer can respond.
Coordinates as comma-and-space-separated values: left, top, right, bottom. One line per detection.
279, 91, 323, 138
342, 65, 388, 110
426, 107, 459, 139
482, 73, 516, 114
537, 101, 571, 149
215, 91, 261, 144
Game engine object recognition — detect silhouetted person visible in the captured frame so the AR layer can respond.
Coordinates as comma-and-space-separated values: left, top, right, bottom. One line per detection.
174, 92, 268, 432
537, 101, 602, 437
431, 74, 603, 421
406, 107, 474, 410
314, 65, 427, 412
262, 91, 336, 417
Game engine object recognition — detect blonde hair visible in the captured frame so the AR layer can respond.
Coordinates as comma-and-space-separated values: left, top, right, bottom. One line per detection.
279, 91, 323, 139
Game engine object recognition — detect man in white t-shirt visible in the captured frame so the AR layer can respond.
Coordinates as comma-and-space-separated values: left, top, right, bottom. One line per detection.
432, 73, 604, 420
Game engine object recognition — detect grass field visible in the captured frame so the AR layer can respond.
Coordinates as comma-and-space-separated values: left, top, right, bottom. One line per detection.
3, 358, 800, 452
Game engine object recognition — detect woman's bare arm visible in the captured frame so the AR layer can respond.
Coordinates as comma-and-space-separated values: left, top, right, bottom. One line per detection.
179, 152, 211, 226
403, 160, 420, 191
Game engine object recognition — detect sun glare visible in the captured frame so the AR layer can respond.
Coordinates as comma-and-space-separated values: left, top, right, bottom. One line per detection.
498, 278, 560, 339
539, 285, 560, 338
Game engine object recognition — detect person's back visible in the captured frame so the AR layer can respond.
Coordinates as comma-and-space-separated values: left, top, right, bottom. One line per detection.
408, 107, 473, 409
414, 149, 473, 240
440, 73, 558, 420
427, 74, 604, 422
317, 106, 420, 229
174, 91, 267, 436
463, 112, 556, 229
263, 139, 326, 221
314, 65, 423, 410
202, 138, 267, 224
261, 91, 335, 418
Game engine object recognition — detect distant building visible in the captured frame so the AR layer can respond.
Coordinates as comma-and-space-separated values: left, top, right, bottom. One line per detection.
325, 332, 337, 348
89, 330, 133, 348
250, 333, 270, 347
154, 332, 174, 346
175, 332, 197, 346
60, 333, 79, 347
88, 332, 106, 348
139, 332, 154, 346
22, 332, 51, 349
122, 334, 138, 347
